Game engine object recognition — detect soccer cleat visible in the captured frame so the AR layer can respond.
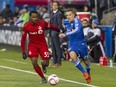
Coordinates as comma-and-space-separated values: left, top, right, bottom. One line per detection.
40, 78, 47, 83
41, 62, 47, 73
55, 64, 62, 67
83, 72, 91, 83
49, 64, 56, 67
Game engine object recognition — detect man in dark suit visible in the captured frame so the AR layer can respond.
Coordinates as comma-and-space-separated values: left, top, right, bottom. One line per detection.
50, 1, 64, 66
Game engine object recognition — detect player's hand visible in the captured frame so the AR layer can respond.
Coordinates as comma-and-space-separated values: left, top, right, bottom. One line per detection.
22, 53, 27, 60
59, 33, 66, 38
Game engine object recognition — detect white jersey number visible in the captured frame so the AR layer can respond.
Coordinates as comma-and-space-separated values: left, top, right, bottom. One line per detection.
44, 52, 49, 58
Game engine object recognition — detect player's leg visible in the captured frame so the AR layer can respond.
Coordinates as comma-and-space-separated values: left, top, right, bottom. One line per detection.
28, 45, 47, 83
30, 58, 47, 83
70, 51, 91, 83
41, 60, 49, 73
39, 44, 50, 73
83, 58, 91, 75
83, 58, 91, 83
69, 51, 86, 73
81, 47, 91, 83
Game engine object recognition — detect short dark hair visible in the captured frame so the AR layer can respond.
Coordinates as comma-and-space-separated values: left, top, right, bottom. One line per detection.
29, 10, 42, 19
29, 10, 38, 16
65, 8, 77, 15
52, 1, 60, 7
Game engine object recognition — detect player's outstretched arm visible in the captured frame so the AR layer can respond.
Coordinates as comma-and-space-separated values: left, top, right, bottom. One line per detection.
50, 24, 60, 32
21, 29, 27, 59
44, 21, 60, 32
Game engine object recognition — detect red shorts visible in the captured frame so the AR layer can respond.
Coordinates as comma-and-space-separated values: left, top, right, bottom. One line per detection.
27, 44, 49, 60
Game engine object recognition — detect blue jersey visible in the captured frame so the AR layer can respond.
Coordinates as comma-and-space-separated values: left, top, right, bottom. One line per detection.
64, 18, 88, 59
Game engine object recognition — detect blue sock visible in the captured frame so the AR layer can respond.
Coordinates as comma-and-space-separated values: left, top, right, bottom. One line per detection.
86, 67, 90, 75
73, 59, 86, 73
85, 60, 90, 74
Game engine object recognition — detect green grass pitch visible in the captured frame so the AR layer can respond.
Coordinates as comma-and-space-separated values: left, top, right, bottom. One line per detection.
0, 50, 116, 87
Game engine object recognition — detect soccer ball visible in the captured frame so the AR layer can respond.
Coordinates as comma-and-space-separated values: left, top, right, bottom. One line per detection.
48, 74, 59, 85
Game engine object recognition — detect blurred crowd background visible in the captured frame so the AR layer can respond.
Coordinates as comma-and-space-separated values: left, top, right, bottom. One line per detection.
0, 0, 115, 26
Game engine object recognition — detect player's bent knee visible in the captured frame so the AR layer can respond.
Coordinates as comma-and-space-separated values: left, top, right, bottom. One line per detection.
31, 58, 38, 67
42, 60, 49, 67
69, 51, 78, 61
45, 60, 49, 67
83, 58, 91, 67
32, 61, 38, 67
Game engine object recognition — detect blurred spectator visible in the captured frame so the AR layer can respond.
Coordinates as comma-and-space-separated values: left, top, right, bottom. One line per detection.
82, 5, 98, 24
83, 5, 90, 12
3, 17, 9, 26
59, 5, 66, 19
90, 7, 98, 24
0, 4, 13, 21
10, 16, 18, 25
19, 8, 29, 24
36, 6, 44, 19
50, 1, 64, 67
60, 37, 69, 60
15, 8, 29, 27
42, 7, 50, 19
82, 19, 91, 39
0, 16, 3, 25
86, 19, 102, 63
2, 17, 7, 24
23, 4, 28, 11
14, 7, 20, 17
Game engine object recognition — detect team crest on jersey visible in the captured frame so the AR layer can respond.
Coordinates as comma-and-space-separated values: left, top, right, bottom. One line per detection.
38, 26, 43, 34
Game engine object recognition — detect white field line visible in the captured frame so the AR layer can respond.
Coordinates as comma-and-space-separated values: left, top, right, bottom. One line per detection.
1, 59, 28, 64
0, 65, 99, 87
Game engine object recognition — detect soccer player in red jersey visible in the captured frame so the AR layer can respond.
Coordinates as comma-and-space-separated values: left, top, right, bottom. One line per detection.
21, 10, 60, 83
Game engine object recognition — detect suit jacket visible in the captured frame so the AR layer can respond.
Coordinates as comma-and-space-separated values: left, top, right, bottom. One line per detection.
50, 10, 64, 32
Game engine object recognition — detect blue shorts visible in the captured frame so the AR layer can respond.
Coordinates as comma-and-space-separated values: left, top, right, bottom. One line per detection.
68, 45, 88, 60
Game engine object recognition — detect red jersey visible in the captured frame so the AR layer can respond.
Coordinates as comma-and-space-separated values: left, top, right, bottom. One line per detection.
21, 20, 60, 53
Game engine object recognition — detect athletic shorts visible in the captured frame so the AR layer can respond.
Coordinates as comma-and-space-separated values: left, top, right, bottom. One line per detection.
68, 45, 88, 60
27, 44, 50, 60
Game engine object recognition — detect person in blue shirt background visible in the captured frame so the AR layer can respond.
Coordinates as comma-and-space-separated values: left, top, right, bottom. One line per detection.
59, 9, 91, 83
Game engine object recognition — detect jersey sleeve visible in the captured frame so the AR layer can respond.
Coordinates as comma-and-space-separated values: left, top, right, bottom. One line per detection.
65, 19, 81, 36
44, 21, 60, 32
21, 25, 27, 53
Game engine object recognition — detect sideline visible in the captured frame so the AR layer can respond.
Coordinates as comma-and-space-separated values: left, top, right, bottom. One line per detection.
1, 59, 28, 64
0, 65, 99, 87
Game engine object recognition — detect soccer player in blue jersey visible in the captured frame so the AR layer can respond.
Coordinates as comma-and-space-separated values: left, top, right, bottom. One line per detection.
59, 9, 91, 83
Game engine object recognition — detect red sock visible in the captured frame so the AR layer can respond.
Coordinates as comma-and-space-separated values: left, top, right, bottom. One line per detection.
34, 65, 45, 78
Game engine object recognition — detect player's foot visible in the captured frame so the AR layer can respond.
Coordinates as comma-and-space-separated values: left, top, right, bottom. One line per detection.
41, 62, 47, 73
55, 64, 61, 67
40, 78, 47, 83
49, 64, 56, 67
83, 72, 91, 83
